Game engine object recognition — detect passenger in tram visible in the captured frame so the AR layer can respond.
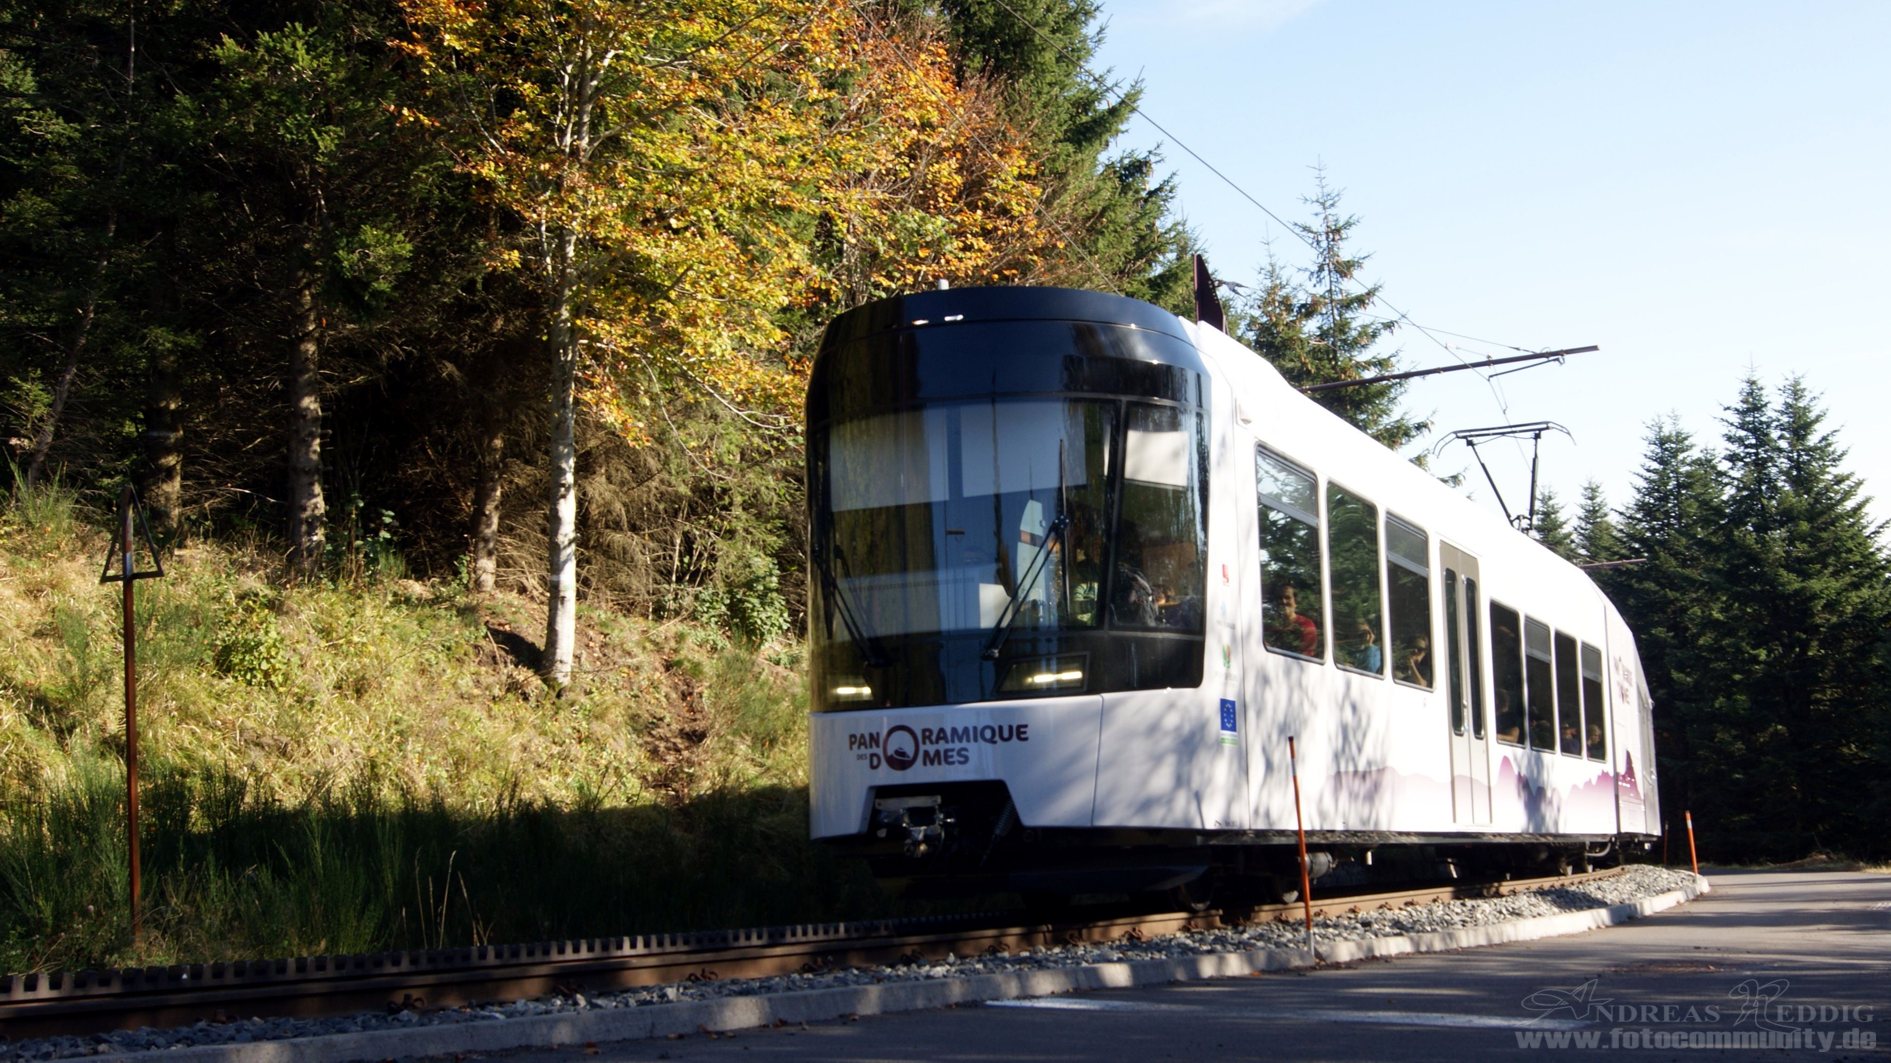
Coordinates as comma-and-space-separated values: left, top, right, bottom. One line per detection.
1587, 723, 1606, 759
1349, 620, 1383, 672
1159, 585, 1204, 630
1494, 691, 1523, 743
1112, 563, 1156, 626
1109, 527, 1158, 627
1063, 505, 1104, 625
1401, 635, 1431, 686
1268, 582, 1320, 656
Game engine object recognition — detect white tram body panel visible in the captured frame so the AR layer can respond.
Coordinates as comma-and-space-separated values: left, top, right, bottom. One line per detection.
804, 288, 1658, 891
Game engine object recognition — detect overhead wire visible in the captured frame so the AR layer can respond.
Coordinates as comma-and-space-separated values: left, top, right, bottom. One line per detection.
985, 0, 1549, 439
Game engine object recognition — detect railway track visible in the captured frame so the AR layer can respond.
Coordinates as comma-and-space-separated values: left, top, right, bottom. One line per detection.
0, 869, 1623, 1041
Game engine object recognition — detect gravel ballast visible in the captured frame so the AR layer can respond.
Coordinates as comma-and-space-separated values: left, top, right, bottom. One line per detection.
5, 866, 1708, 1062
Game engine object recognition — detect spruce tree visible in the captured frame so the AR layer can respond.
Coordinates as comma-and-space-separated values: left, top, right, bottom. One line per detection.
1613, 418, 1726, 849
1532, 487, 1578, 561
0, 0, 154, 491
1574, 480, 1625, 567
934, 0, 1196, 309
1718, 376, 1891, 855
1618, 379, 1891, 860
1242, 173, 1427, 451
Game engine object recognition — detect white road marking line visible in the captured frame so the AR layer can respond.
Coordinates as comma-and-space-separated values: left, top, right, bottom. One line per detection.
985, 997, 1195, 1012
988, 998, 1588, 1029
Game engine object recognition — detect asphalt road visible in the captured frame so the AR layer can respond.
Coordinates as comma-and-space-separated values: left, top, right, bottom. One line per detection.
446, 869, 1889, 1062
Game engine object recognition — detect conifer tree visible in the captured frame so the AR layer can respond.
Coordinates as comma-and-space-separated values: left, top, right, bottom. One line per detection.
0, 0, 150, 491
1612, 418, 1725, 844
1574, 480, 1625, 567
1616, 379, 1891, 860
1243, 173, 1427, 451
1714, 375, 1891, 854
1531, 487, 1577, 561
933, 0, 1196, 309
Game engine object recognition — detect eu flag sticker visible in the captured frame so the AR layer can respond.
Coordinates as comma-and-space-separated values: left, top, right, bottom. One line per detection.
1219, 698, 1238, 734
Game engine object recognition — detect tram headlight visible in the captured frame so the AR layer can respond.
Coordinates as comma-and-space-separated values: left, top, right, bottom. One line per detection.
997, 655, 1088, 694
1024, 669, 1084, 686
831, 680, 875, 702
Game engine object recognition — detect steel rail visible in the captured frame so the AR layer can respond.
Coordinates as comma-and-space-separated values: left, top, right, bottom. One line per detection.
0, 869, 1623, 1040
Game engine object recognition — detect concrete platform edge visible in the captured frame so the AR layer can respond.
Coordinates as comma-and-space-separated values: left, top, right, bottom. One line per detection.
86, 874, 1711, 1063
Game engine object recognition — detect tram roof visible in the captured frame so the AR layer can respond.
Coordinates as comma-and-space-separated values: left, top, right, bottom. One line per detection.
817, 286, 1194, 348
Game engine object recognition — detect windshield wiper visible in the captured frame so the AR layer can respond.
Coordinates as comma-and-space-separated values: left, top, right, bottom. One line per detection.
983, 510, 1068, 662
815, 542, 888, 668
985, 440, 1073, 664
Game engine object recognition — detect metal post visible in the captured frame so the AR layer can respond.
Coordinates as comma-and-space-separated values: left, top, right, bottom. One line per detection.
1685, 810, 1699, 877
118, 486, 141, 946
1288, 736, 1314, 955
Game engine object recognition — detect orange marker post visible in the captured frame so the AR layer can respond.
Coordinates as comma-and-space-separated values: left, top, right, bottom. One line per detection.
1685, 810, 1699, 876
1288, 736, 1314, 953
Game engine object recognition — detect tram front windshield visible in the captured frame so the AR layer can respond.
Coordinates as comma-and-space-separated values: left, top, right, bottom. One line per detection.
814, 397, 1207, 701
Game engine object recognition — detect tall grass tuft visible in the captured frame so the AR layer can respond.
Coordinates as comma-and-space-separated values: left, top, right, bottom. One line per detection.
1, 760, 894, 971
0, 754, 133, 969
1, 460, 84, 545
0, 503, 904, 975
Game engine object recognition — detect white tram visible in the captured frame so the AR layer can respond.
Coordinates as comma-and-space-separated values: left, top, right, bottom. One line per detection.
805, 287, 1658, 899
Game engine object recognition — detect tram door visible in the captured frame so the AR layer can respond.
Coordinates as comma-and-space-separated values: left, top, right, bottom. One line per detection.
1440, 545, 1491, 824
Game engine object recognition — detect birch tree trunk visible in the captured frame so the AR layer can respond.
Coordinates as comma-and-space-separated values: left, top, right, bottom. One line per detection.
538, 35, 600, 689
541, 232, 580, 687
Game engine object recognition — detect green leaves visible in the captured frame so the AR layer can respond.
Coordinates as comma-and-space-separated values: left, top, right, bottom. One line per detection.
209, 24, 359, 168
333, 224, 416, 313
214, 598, 291, 690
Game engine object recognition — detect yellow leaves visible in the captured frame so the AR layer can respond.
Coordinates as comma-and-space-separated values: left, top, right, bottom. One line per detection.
395, 0, 1059, 426
482, 246, 523, 272
388, 104, 441, 129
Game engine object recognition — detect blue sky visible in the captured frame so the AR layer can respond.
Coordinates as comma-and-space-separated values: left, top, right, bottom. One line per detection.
1091, 0, 1891, 533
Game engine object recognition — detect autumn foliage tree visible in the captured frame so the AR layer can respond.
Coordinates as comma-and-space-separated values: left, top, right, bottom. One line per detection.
806, 6, 1051, 308
397, 0, 824, 683
395, 0, 1071, 685
5, 0, 1193, 689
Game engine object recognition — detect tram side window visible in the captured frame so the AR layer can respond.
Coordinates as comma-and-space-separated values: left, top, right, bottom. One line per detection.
1385, 516, 1431, 688
1465, 577, 1486, 739
1327, 484, 1383, 675
1581, 643, 1607, 762
1490, 602, 1524, 744
1257, 448, 1324, 660
1525, 618, 1556, 751
1554, 631, 1582, 755
1444, 570, 1464, 732
1115, 404, 1209, 631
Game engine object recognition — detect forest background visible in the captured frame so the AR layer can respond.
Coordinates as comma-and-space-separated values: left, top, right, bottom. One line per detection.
3, 0, 1887, 971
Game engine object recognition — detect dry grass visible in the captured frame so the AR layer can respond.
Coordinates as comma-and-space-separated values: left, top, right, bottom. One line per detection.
0, 496, 804, 812
0, 485, 856, 971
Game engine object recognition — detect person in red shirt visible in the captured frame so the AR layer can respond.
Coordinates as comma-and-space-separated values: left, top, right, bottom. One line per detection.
1270, 582, 1320, 657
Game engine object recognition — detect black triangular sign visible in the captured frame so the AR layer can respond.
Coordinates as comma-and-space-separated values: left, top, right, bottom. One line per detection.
1193, 253, 1225, 331
99, 487, 166, 583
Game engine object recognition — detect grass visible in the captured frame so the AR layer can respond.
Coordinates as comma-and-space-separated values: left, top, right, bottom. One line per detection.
0, 482, 890, 973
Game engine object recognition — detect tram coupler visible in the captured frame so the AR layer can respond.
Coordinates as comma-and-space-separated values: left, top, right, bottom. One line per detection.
873, 794, 952, 859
